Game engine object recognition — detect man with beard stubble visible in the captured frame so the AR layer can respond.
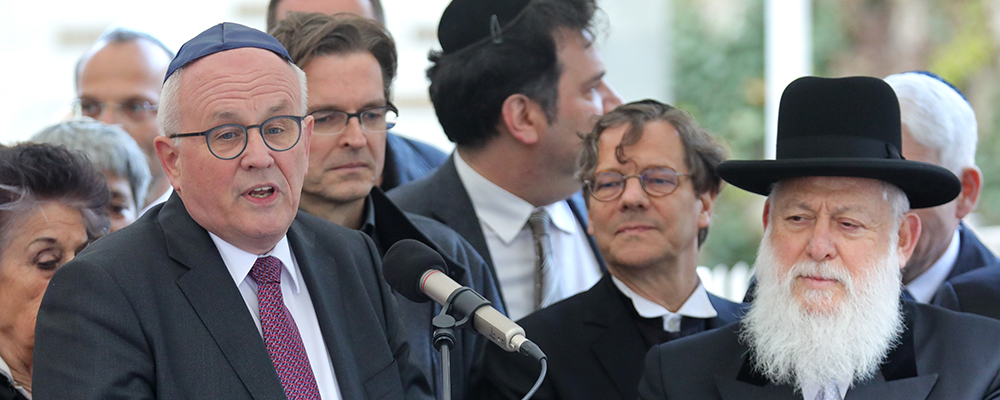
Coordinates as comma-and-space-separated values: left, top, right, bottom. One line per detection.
638, 76, 1000, 400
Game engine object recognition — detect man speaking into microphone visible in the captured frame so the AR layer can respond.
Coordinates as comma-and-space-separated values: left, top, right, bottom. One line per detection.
476, 100, 745, 400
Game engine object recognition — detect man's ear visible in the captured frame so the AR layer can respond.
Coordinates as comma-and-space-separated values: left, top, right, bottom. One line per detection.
955, 166, 983, 219
896, 212, 922, 268
154, 136, 182, 193
697, 190, 718, 229
762, 199, 772, 231
500, 94, 547, 145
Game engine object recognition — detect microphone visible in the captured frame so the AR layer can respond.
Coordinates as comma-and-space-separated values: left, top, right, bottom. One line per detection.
383, 239, 545, 360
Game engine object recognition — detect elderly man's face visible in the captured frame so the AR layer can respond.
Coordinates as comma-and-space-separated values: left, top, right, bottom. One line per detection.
762, 176, 917, 314
156, 48, 312, 254
587, 121, 714, 272
300, 52, 386, 207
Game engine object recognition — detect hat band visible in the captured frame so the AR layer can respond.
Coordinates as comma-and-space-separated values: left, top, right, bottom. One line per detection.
777, 135, 903, 160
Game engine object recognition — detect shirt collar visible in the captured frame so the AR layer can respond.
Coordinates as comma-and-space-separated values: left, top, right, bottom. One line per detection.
0, 355, 30, 399
906, 228, 960, 303
359, 194, 377, 238
210, 233, 302, 294
453, 153, 578, 243
611, 275, 718, 332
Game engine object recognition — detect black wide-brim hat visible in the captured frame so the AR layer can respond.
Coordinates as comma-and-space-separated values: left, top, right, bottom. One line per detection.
717, 76, 960, 209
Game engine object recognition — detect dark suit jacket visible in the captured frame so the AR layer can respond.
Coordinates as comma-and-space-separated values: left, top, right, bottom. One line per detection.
32, 194, 431, 399
380, 132, 448, 192
366, 188, 504, 400
0, 374, 27, 400
389, 154, 607, 309
478, 274, 745, 400
638, 302, 1000, 399
946, 222, 999, 280
933, 264, 1000, 320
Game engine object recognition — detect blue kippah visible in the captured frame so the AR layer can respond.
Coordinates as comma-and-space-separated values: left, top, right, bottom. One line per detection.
907, 70, 969, 104
164, 22, 292, 83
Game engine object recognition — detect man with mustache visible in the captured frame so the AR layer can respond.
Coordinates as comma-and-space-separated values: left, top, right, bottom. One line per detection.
477, 100, 744, 400
638, 76, 1000, 400
271, 13, 503, 400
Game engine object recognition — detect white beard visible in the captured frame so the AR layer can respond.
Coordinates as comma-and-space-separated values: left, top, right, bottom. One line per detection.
739, 232, 905, 390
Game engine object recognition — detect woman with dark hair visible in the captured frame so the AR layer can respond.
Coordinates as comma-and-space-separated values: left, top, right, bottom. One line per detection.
0, 143, 110, 399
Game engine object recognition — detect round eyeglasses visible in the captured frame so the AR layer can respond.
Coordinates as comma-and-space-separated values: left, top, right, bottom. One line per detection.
168, 115, 304, 160
74, 97, 159, 124
309, 103, 398, 135
585, 167, 689, 201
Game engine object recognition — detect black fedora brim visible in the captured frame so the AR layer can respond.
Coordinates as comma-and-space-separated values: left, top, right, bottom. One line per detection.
717, 158, 961, 209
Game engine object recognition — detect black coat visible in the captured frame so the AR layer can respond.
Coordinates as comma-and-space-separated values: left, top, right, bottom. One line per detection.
477, 274, 745, 400
638, 302, 1000, 399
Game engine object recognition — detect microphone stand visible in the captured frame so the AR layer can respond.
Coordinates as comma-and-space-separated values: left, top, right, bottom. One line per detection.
431, 287, 493, 400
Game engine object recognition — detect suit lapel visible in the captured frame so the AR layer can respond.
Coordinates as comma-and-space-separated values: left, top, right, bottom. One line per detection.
161, 194, 286, 400
286, 217, 369, 399
586, 276, 648, 399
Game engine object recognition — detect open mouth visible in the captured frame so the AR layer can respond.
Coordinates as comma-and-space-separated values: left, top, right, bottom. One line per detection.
248, 186, 275, 198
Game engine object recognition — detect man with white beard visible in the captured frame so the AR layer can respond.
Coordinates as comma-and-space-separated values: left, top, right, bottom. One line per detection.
637, 76, 1000, 400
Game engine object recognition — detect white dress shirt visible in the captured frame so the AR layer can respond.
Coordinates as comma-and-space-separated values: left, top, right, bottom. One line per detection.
906, 229, 961, 303
454, 154, 602, 321
139, 186, 173, 217
209, 233, 342, 400
0, 355, 31, 399
610, 276, 717, 332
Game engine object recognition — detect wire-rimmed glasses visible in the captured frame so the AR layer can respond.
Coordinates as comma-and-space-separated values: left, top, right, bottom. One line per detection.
585, 167, 689, 201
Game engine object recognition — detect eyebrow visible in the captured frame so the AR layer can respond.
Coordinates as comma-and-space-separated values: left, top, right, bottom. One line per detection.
308, 99, 387, 115
583, 71, 606, 89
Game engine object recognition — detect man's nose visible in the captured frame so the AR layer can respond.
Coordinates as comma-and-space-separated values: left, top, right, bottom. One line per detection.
340, 118, 368, 148
600, 81, 624, 114
619, 177, 649, 209
805, 221, 837, 262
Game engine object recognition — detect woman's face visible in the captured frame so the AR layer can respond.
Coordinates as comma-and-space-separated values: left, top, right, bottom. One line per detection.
0, 202, 88, 362
105, 172, 137, 232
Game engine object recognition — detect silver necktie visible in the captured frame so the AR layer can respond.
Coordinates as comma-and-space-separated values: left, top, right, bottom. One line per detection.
527, 208, 553, 310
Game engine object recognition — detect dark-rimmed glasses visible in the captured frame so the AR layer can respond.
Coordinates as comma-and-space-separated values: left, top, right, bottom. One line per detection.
168, 115, 304, 160
585, 167, 688, 201
74, 98, 159, 124
309, 103, 398, 135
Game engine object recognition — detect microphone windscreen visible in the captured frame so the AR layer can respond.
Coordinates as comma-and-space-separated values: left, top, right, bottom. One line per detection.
382, 239, 447, 303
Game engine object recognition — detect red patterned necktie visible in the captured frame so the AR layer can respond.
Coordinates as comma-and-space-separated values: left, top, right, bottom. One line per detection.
250, 256, 322, 399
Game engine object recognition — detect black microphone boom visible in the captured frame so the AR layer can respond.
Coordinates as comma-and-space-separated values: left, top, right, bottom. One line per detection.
383, 239, 545, 360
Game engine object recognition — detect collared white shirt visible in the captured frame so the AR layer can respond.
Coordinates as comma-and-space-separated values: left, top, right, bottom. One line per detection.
139, 186, 174, 217
454, 153, 602, 321
0, 355, 31, 399
610, 276, 717, 332
906, 228, 961, 303
801, 380, 849, 400
209, 233, 342, 400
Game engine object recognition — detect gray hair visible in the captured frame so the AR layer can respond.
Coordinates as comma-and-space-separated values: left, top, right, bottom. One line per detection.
769, 179, 910, 231
31, 118, 152, 208
158, 59, 308, 140
884, 72, 977, 174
